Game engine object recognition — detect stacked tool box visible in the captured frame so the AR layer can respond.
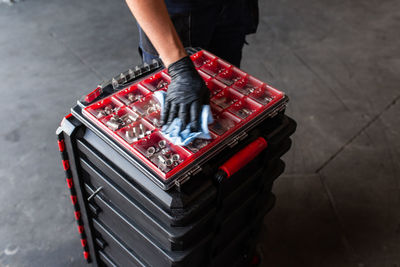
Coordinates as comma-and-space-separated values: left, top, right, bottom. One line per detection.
56, 48, 296, 267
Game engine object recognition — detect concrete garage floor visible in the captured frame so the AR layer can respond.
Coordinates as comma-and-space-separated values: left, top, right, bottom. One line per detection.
0, 0, 399, 266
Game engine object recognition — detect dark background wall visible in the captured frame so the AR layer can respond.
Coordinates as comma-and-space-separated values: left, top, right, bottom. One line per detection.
0, 0, 399, 266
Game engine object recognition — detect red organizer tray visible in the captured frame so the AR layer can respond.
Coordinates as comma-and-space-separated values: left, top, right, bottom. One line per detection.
82, 50, 285, 182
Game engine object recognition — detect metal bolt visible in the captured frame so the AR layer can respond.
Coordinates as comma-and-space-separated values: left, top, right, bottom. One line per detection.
157, 80, 168, 89
158, 140, 167, 149
158, 155, 166, 165
132, 127, 138, 139
106, 120, 120, 131
131, 112, 140, 122
172, 154, 180, 161
161, 148, 170, 155
165, 158, 173, 167
127, 93, 135, 102
147, 106, 155, 115
238, 108, 252, 118
139, 124, 145, 138
153, 118, 161, 127
146, 146, 156, 157
126, 129, 134, 139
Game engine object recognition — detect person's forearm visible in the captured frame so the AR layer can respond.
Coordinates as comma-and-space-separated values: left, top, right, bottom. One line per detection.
126, 0, 187, 67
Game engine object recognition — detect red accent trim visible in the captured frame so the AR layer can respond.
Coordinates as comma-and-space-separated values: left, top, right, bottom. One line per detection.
78, 225, 84, 234
85, 86, 102, 103
60, 114, 72, 126
70, 195, 77, 205
66, 178, 74, 189
57, 140, 65, 152
219, 137, 268, 178
83, 251, 90, 260
74, 211, 81, 220
62, 160, 70, 171
80, 238, 87, 247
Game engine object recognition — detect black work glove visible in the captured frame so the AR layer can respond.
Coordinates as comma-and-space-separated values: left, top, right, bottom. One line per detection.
161, 56, 210, 132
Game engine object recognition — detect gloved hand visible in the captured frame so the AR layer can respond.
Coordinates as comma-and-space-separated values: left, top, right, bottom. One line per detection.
161, 56, 210, 132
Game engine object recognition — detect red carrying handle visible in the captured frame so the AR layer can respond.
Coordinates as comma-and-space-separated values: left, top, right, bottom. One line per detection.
219, 137, 268, 178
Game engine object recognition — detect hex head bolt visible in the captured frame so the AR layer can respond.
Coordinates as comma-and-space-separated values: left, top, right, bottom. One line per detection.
158, 140, 167, 149
165, 158, 173, 167
157, 155, 167, 165
127, 93, 136, 103
146, 146, 156, 157
157, 80, 168, 89
161, 148, 171, 155
126, 128, 134, 139
139, 124, 145, 138
106, 120, 120, 131
132, 127, 139, 141
153, 118, 161, 128
172, 154, 180, 161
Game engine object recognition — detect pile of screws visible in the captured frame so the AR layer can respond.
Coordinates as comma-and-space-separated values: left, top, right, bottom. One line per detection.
237, 84, 256, 95
236, 107, 253, 118
126, 93, 144, 104
186, 139, 211, 153
152, 118, 162, 128
218, 70, 241, 85
132, 99, 161, 116
156, 80, 168, 90
213, 96, 238, 109
96, 105, 120, 118
145, 140, 183, 172
253, 90, 275, 105
210, 116, 235, 135
203, 62, 225, 77
124, 123, 153, 143
105, 113, 139, 131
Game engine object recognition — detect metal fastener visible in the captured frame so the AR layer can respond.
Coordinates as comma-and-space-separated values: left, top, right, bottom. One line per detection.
161, 148, 170, 155
172, 154, 180, 161
153, 118, 161, 128
127, 93, 136, 102
158, 140, 167, 149
165, 158, 173, 167
158, 155, 166, 165
146, 146, 155, 157
126, 129, 134, 139
139, 124, 145, 138
106, 120, 120, 131
157, 80, 168, 89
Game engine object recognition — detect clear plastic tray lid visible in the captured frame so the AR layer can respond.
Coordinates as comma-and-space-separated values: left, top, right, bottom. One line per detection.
82, 49, 286, 186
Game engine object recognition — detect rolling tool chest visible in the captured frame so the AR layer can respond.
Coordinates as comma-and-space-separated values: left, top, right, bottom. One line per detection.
56, 48, 296, 267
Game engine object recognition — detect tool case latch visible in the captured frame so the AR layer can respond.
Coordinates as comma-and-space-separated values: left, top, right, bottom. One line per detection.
174, 165, 202, 188
227, 131, 248, 148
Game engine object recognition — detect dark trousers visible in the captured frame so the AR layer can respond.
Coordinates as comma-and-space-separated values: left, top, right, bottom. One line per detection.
138, 0, 258, 67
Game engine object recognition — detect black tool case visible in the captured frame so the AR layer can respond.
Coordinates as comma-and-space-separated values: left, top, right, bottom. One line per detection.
56, 48, 296, 266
